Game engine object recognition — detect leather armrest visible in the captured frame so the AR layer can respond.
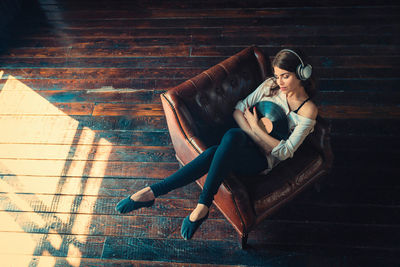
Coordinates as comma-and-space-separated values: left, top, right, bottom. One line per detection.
161, 89, 208, 156
222, 174, 256, 231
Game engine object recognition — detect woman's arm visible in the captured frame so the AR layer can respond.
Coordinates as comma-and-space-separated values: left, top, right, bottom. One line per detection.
244, 107, 280, 153
232, 78, 277, 154
233, 108, 278, 155
233, 109, 253, 135
234, 100, 318, 160
271, 102, 318, 160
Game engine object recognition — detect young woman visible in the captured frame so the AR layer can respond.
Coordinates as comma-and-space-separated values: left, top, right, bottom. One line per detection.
115, 48, 319, 240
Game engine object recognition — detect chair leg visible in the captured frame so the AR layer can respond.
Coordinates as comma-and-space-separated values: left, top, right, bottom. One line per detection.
240, 232, 249, 249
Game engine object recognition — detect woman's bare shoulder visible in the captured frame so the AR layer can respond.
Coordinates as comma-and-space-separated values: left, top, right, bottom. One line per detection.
298, 100, 318, 120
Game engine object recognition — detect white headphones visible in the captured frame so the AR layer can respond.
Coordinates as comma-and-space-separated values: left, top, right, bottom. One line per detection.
279, 49, 312, 81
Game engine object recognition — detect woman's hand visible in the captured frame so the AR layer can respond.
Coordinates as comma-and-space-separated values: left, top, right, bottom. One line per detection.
234, 108, 276, 155
244, 107, 260, 131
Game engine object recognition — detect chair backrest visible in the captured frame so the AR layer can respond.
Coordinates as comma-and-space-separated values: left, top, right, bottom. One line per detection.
173, 46, 271, 145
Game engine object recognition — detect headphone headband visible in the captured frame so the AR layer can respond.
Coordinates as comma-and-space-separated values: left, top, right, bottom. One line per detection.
278, 49, 312, 81
280, 49, 305, 66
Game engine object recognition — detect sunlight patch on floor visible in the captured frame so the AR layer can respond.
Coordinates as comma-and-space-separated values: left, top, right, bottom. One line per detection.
0, 72, 111, 266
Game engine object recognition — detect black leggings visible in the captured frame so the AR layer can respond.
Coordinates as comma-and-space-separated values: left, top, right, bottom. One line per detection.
150, 128, 269, 207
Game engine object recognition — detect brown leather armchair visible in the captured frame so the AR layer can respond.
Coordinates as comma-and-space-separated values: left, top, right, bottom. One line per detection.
160, 46, 334, 248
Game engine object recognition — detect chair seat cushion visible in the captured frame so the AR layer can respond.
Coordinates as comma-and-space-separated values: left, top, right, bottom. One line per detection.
236, 144, 323, 215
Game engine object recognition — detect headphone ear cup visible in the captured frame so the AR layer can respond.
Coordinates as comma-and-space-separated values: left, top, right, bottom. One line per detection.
296, 64, 304, 80
297, 64, 312, 80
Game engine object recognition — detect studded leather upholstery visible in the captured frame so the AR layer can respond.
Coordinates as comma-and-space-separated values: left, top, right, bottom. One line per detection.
161, 46, 333, 248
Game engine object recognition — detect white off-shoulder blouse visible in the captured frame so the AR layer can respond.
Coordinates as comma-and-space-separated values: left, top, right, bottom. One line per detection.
235, 77, 316, 171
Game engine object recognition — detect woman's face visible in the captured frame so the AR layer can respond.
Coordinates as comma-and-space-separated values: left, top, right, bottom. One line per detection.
273, 66, 302, 94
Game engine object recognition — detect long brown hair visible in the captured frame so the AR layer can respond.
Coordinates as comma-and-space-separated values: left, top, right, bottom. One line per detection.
267, 48, 318, 98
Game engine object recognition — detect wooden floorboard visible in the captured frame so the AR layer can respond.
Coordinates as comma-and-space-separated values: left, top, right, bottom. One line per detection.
0, 0, 399, 266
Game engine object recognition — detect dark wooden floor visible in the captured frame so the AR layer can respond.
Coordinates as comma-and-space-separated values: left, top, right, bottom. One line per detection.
0, 0, 399, 266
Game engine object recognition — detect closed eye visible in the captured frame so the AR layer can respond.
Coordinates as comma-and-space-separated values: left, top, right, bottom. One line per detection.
274, 72, 290, 79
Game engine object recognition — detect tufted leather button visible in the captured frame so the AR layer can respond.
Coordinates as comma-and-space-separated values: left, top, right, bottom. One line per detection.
215, 87, 223, 95
230, 79, 237, 87
196, 94, 208, 107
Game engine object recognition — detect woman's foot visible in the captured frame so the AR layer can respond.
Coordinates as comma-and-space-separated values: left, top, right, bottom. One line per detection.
181, 204, 209, 240
130, 187, 155, 202
189, 204, 209, 222
115, 187, 155, 214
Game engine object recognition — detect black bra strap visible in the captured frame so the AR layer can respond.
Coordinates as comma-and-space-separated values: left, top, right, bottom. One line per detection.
293, 97, 310, 113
